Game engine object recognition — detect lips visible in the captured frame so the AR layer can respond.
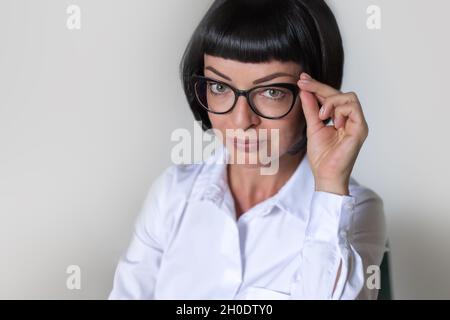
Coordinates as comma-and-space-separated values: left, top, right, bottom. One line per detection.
235, 138, 258, 145
226, 137, 266, 152
227, 137, 259, 145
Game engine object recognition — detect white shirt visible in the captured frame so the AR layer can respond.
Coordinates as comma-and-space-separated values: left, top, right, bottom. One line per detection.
109, 145, 387, 300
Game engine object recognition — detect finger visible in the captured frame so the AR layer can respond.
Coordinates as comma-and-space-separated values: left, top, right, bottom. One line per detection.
316, 94, 326, 105
334, 113, 346, 130
300, 90, 325, 135
331, 103, 367, 131
319, 92, 361, 121
298, 72, 340, 99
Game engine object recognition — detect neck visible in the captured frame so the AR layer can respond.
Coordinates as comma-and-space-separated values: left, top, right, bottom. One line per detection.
227, 148, 306, 208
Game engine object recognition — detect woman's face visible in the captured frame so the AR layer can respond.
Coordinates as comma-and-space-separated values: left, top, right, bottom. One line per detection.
203, 54, 305, 167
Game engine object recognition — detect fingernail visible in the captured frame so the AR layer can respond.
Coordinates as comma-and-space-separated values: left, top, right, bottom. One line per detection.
320, 105, 325, 116
301, 73, 312, 80
299, 79, 310, 84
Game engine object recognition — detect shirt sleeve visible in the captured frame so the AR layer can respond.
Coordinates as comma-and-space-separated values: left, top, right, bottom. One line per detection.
108, 168, 173, 300
290, 188, 387, 300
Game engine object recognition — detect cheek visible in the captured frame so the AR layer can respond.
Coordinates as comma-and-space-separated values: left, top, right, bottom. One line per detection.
208, 114, 225, 130
208, 114, 228, 142
289, 99, 305, 125
274, 108, 305, 144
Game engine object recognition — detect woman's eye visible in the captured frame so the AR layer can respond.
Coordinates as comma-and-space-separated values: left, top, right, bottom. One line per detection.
209, 83, 228, 94
262, 88, 285, 99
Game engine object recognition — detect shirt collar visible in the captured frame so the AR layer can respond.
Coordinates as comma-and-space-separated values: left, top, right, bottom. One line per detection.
273, 150, 314, 220
190, 144, 229, 205
190, 144, 314, 221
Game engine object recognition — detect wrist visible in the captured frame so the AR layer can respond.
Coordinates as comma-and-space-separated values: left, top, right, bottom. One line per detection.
315, 178, 350, 196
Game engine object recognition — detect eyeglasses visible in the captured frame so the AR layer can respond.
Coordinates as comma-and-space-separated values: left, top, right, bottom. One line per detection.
192, 75, 300, 119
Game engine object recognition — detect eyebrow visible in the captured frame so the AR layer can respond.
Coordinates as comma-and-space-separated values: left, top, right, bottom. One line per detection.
204, 66, 298, 84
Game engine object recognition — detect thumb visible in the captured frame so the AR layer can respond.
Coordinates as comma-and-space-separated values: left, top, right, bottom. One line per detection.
300, 90, 324, 135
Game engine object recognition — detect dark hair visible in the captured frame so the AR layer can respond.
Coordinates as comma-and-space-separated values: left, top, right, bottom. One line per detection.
179, 0, 344, 133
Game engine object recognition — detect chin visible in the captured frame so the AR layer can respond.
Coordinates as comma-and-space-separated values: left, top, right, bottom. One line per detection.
226, 145, 287, 166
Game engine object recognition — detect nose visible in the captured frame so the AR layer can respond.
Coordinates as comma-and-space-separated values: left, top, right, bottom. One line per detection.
230, 95, 261, 129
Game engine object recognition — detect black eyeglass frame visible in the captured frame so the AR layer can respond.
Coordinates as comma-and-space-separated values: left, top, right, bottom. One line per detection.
192, 75, 300, 120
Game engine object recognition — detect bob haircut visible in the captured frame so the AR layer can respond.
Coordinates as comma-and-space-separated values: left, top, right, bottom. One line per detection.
180, 0, 344, 135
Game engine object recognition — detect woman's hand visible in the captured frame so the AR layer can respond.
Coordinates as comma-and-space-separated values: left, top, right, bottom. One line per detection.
297, 72, 369, 196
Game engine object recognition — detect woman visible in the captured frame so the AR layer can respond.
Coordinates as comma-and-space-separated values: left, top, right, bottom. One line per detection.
109, 0, 387, 300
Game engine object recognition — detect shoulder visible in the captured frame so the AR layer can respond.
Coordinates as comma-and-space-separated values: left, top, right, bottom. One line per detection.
347, 177, 387, 243
349, 177, 383, 205
143, 161, 207, 218
150, 162, 206, 200
134, 162, 207, 245
150, 146, 226, 203
348, 177, 384, 216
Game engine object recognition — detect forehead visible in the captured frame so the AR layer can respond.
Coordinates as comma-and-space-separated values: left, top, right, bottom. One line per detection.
203, 54, 301, 82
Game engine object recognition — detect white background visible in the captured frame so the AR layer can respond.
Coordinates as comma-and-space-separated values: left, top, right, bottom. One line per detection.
1, 0, 449, 299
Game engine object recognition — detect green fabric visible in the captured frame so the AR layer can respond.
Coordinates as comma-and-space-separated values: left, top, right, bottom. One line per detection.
377, 250, 392, 300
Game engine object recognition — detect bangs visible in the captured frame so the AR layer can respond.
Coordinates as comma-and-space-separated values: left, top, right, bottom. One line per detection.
199, 0, 321, 66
